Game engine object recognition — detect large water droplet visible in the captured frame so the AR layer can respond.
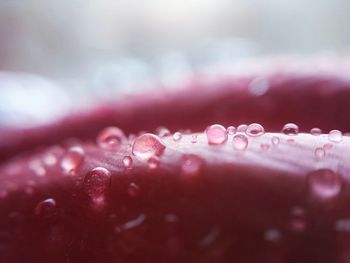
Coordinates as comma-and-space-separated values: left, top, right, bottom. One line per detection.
205, 124, 228, 145
61, 146, 85, 175
246, 123, 265, 137
84, 167, 111, 198
307, 169, 342, 199
233, 134, 248, 151
181, 154, 202, 176
35, 198, 56, 218
97, 126, 125, 149
310, 128, 322, 136
122, 156, 133, 168
173, 132, 182, 141
282, 123, 299, 136
314, 147, 325, 160
227, 126, 236, 135
328, 130, 343, 143
132, 133, 165, 160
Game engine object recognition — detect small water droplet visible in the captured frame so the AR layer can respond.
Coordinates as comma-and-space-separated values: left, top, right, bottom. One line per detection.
132, 133, 165, 160
246, 123, 265, 137
282, 123, 299, 136
122, 156, 133, 168
272, 136, 280, 145
191, 135, 198, 143
29, 160, 46, 177
261, 143, 270, 151
314, 147, 325, 160
181, 154, 202, 176
310, 128, 322, 136
227, 126, 236, 135
173, 132, 182, 141
323, 143, 333, 150
237, 124, 248, 132
43, 153, 57, 166
97, 126, 125, 149
164, 213, 178, 223
289, 206, 306, 232
206, 124, 228, 145
307, 169, 342, 199
61, 146, 85, 175
35, 198, 56, 218
127, 182, 140, 197
264, 228, 281, 242
84, 167, 111, 198
156, 127, 171, 137
328, 130, 343, 143
233, 134, 248, 151
148, 156, 160, 170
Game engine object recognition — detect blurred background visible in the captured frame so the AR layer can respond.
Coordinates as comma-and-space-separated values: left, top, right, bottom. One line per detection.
0, 0, 350, 127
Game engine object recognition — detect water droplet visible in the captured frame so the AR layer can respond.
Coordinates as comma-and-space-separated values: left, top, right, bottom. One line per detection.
307, 169, 342, 199
181, 154, 202, 175
282, 123, 299, 136
164, 213, 178, 223
191, 135, 198, 143
233, 134, 248, 151
314, 147, 325, 160
43, 153, 57, 166
227, 126, 236, 135
249, 77, 270, 96
323, 143, 333, 150
271, 136, 280, 145
264, 228, 281, 242
127, 182, 140, 197
310, 128, 322, 136
173, 132, 182, 141
132, 133, 165, 160
205, 124, 228, 145
261, 143, 270, 151
148, 156, 160, 170
328, 130, 343, 143
237, 124, 248, 132
246, 123, 265, 137
122, 156, 133, 168
84, 167, 111, 198
156, 127, 171, 137
29, 160, 46, 177
61, 146, 85, 175
289, 206, 306, 232
35, 198, 56, 218
97, 126, 125, 149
